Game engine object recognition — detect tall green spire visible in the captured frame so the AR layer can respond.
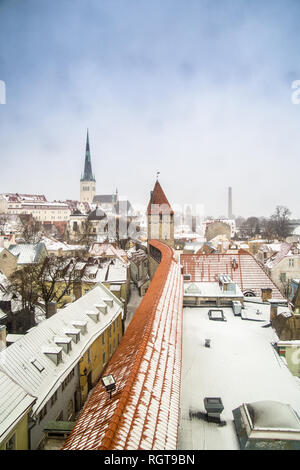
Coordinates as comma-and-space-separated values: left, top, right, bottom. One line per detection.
81, 129, 96, 182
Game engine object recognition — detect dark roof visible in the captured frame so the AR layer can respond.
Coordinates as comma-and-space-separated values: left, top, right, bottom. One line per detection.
81, 130, 96, 182
93, 195, 117, 204
87, 208, 106, 221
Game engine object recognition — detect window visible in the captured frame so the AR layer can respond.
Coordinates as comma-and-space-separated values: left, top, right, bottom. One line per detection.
289, 258, 294, 268
5, 434, 16, 450
280, 273, 287, 282
103, 352, 106, 364
87, 347, 91, 363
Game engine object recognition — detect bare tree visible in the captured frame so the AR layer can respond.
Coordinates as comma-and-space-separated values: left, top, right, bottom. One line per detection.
270, 206, 291, 239
9, 265, 40, 313
9, 255, 87, 314
22, 219, 44, 243
34, 256, 87, 308
239, 217, 260, 238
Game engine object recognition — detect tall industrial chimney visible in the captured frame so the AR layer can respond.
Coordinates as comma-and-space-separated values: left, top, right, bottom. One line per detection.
228, 187, 232, 219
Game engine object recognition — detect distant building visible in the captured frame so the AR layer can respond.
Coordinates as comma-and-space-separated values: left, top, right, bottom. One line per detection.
205, 220, 232, 241
265, 242, 300, 296
0, 194, 71, 222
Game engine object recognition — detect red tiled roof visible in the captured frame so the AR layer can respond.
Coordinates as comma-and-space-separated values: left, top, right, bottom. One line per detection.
180, 250, 285, 300
62, 240, 183, 450
147, 181, 174, 215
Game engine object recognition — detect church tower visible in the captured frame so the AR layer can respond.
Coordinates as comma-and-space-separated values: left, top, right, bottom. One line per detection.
80, 130, 96, 203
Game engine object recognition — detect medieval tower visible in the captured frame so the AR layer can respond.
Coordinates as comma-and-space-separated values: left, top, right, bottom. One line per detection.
147, 179, 174, 279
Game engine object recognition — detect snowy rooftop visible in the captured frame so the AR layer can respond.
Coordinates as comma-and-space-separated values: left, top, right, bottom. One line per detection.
184, 281, 243, 298
0, 284, 123, 416
181, 252, 285, 300
8, 242, 47, 265
0, 370, 36, 443
178, 303, 300, 450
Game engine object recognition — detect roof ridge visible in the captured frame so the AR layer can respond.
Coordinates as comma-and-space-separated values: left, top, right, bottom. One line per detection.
98, 241, 173, 450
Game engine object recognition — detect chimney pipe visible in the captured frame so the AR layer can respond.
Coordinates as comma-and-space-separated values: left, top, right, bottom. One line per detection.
0, 325, 6, 351
46, 302, 57, 319
228, 187, 232, 219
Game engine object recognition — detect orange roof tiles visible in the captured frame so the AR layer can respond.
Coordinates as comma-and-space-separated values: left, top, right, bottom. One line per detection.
181, 251, 285, 300
62, 240, 183, 450
147, 181, 174, 215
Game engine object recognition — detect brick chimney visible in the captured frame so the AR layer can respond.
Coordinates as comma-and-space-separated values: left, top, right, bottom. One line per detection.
261, 288, 272, 302
0, 325, 6, 351
46, 302, 57, 319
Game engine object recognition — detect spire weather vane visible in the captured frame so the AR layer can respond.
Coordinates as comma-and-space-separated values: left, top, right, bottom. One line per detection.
156, 171, 160, 180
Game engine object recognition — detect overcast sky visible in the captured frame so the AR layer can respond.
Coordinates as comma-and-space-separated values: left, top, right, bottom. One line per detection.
0, 0, 300, 218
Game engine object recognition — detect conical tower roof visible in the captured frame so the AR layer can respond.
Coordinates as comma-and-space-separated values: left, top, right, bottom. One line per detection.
81, 129, 96, 182
147, 180, 174, 215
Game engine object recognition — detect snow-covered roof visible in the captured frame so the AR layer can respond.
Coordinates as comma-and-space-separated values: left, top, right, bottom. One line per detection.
42, 236, 83, 253
184, 281, 243, 298
0, 284, 123, 416
83, 259, 128, 284
8, 242, 47, 265
181, 252, 285, 300
89, 243, 128, 264
265, 243, 300, 269
178, 303, 300, 450
0, 370, 36, 443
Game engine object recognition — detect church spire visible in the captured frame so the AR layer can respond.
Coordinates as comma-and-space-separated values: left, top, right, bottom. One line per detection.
81, 129, 95, 182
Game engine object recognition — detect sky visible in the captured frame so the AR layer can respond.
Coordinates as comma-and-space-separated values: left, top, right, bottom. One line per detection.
1, 0, 300, 219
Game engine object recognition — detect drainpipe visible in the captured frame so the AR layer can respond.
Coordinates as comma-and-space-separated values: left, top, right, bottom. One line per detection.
28, 415, 38, 450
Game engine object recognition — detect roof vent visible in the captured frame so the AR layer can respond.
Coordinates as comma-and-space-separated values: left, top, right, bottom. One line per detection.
231, 258, 238, 269
42, 345, 63, 365
85, 310, 99, 323
204, 397, 225, 424
94, 303, 107, 314
103, 298, 114, 308
208, 309, 227, 322
54, 336, 72, 354
72, 321, 87, 334
65, 327, 81, 344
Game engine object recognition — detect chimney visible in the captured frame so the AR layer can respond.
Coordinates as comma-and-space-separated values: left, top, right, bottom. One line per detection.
261, 288, 272, 302
228, 187, 232, 219
46, 301, 57, 319
0, 325, 6, 351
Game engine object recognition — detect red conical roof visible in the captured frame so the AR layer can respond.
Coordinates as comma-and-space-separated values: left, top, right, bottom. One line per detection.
147, 180, 174, 215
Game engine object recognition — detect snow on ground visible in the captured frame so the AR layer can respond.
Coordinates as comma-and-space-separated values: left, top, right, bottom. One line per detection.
178, 302, 300, 450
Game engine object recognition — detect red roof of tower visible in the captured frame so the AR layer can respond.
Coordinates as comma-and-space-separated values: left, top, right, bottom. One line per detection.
147, 180, 174, 215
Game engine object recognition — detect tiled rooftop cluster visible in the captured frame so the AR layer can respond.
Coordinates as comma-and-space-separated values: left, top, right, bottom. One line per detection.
181, 250, 285, 299
62, 240, 183, 450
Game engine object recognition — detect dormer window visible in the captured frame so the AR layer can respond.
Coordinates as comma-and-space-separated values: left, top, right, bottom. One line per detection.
42, 345, 63, 365
72, 321, 87, 334
54, 336, 72, 354
65, 327, 81, 344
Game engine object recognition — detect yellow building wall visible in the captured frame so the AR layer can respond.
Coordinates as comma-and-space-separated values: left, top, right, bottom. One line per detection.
79, 312, 123, 403
0, 413, 30, 450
